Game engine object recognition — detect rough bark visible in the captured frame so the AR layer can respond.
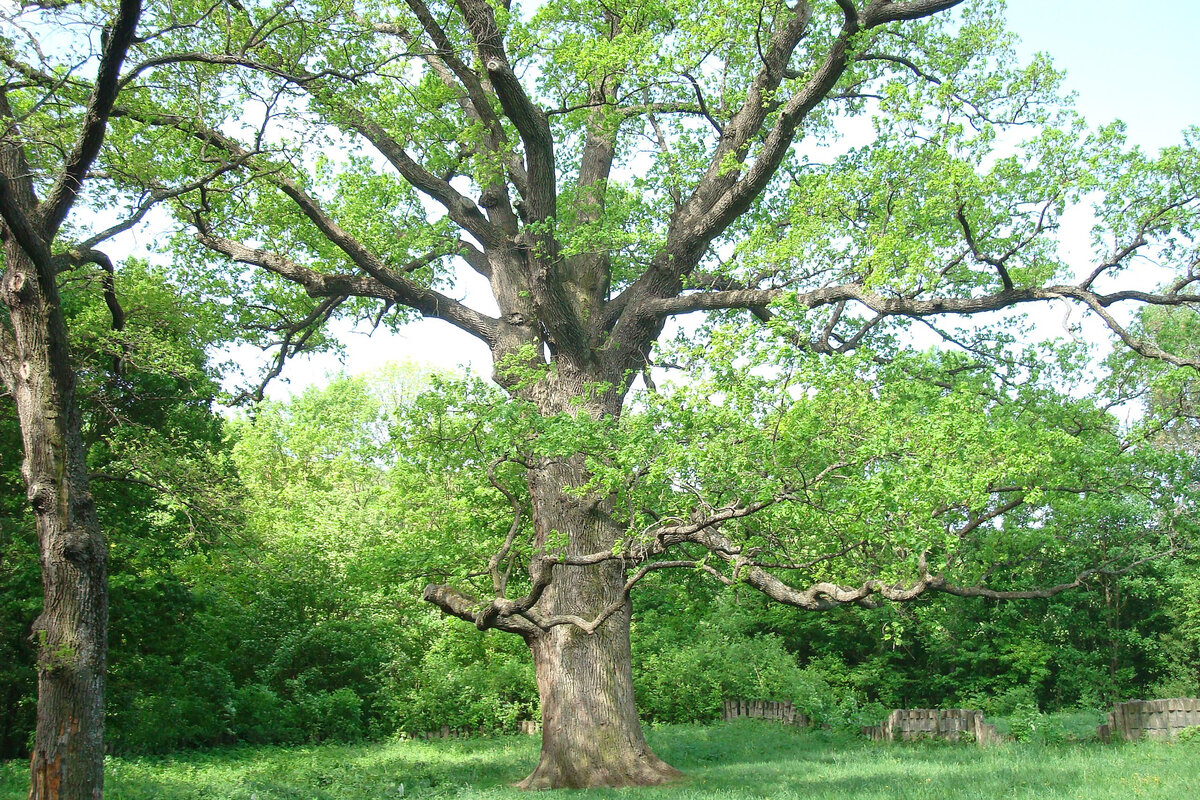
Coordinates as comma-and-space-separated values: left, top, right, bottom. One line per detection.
522, 607, 681, 789
515, 383, 681, 789
2, 46, 120, 794
1, 236, 107, 800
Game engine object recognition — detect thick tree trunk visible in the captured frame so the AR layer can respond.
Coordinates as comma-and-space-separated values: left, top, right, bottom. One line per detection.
520, 603, 681, 789
2, 235, 107, 799
517, 426, 681, 789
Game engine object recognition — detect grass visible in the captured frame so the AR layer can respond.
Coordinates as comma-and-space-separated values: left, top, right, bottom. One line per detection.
3, 719, 1200, 799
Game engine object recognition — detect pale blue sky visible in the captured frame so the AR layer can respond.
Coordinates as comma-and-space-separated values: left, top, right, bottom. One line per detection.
1005, 0, 1199, 151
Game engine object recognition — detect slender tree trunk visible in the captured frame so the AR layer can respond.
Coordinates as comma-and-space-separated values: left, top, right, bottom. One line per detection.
516, 395, 681, 788
2, 232, 107, 799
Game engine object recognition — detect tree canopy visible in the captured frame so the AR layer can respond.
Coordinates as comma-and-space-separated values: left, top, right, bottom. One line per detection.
3, 0, 1200, 792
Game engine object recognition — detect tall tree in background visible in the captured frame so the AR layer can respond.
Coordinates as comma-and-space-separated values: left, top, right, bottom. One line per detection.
5, 0, 1200, 790
0, 259, 243, 761
1, 2, 140, 798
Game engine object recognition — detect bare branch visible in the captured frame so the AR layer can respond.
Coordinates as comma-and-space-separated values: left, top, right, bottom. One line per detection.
693, 523, 1175, 611
346, 114, 505, 249
527, 560, 700, 634
677, 1, 966, 256
140, 118, 503, 345
680, 1, 814, 232
395, 0, 524, 197
1058, 285, 1200, 371
680, 72, 723, 136
457, 239, 491, 277
72, 156, 252, 252
451, 0, 591, 358
938, 549, 1179, 601
0, 167, 52, 272
486, 457, 525, 596
1080, 236, 1148, 289
636, 278, 1200, 371
950, 495, 1025, 540
861, 0, 966, 27
57, 248, 126, 375
233, 293, 348, 405
193, 231, 499, 345
835, 0, 859, 26
955, 205, 1013, 291
118, 51, 372, 90
455, 0, 554, 216
0, 86, 51, 271
118, 77, 504, 249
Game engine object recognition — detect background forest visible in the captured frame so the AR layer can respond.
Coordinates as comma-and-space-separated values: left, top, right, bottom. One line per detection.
1, 262, 1197, 758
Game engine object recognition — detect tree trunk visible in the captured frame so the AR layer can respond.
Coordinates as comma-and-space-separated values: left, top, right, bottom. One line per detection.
517, 440, 681, 789
520, 605, 682, 789
2, 231, 107, 799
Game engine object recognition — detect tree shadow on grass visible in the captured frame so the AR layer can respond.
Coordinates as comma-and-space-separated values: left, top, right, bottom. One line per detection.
667, 734, 1198, 800
686, 755, 1086, 800
94, 735, 541, 800
10, 727, 1198, 800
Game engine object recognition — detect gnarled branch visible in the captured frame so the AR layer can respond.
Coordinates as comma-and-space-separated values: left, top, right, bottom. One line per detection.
192, 231, 499, 344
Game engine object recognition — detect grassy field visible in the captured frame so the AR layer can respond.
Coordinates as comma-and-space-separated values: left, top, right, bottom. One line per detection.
3, 720, 1199, 799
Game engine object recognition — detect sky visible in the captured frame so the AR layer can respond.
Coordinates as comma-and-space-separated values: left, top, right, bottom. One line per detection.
1006, 0, 1200, 153
246, 0, 1200, 399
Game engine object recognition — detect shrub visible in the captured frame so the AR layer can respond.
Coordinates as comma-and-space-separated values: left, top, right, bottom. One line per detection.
298, 687, 364, 743
107, 657, 237, 752
1007, 702, 1042, 743
633, 622, 846, 726
388, 624, 537, 735
230, 683, 302, 745
969, 685, 1041, 718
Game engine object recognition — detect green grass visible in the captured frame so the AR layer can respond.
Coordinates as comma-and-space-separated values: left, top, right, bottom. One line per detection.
3, 720, 1199, 799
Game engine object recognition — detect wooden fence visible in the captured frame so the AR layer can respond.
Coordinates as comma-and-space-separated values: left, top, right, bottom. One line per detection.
862, 708, 1000, 745
723, 699, 810, 728
1098, 698, 1200, 742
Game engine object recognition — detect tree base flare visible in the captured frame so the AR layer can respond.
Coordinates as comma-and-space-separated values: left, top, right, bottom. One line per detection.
515, 749, 684, 790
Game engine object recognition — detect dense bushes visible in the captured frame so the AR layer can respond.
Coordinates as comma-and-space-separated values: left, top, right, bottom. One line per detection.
390, 623, 537, 735
635, 623, 849, 726
5, 367, 1199, 758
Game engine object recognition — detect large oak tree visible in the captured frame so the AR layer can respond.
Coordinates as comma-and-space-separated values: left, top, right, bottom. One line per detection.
4, 0, 1200, 792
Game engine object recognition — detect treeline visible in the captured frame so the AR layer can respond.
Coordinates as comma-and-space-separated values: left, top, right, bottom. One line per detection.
2, 273, 1199, 758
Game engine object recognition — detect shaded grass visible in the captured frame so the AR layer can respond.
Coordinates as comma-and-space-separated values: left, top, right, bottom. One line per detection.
3, 720, 1199, 799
